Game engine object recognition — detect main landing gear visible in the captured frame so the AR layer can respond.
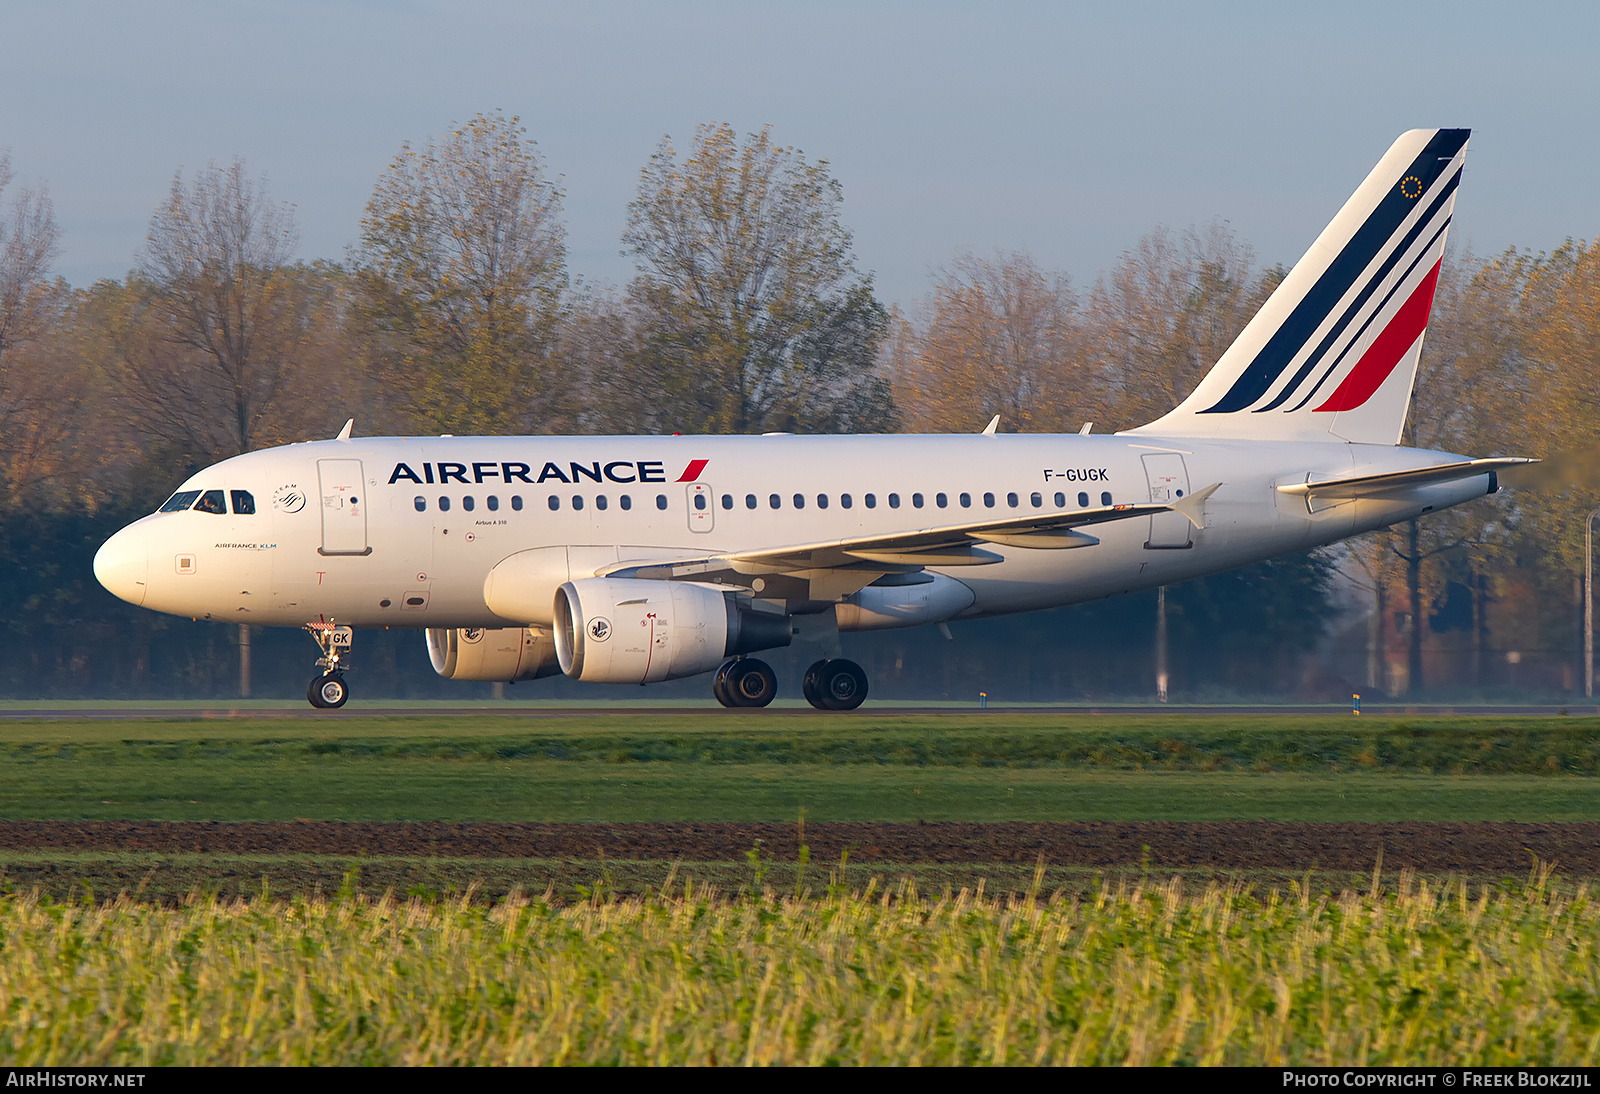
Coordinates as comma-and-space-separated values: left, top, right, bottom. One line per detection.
710, 656, 870, 710
305, 623, 353, 709
713, 658, 778, 708
802, 658, 869, 711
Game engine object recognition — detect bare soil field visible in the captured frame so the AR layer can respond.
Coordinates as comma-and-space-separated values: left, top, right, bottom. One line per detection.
1, 820, 1595, 874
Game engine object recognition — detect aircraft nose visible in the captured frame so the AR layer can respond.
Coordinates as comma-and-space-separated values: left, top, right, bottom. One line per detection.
94, 527, 149, 607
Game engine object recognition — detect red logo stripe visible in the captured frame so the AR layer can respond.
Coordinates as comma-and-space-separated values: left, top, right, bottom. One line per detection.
1312, 260, 1442, 413
676, 459, 709, 482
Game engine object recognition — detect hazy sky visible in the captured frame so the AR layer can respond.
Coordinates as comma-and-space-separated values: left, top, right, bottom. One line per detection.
2, 1, 1594, 309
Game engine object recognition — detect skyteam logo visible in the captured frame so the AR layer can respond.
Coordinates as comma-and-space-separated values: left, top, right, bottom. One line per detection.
1199, 129, 1467, 417
587, 617, 612, 643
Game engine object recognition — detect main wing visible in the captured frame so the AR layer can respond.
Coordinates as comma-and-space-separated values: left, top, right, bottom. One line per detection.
600, 485, 1222, 587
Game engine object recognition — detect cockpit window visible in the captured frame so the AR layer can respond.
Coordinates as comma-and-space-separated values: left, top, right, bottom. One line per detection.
230, 490, 255, 515
193, 490, 228, 515
159, 490, 202, 513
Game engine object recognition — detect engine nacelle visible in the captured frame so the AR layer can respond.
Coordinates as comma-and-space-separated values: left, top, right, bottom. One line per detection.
835, 572, 976, 631
426, 626, 561, 682
553, 578, 791, 684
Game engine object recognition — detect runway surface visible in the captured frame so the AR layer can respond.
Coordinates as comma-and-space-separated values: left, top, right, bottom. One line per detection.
0, 704, 1591, 720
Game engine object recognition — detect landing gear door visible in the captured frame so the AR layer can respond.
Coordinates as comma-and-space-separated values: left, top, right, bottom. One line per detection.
317, 458, 371, 556
686, 482, 714, 534
1141, 453, 1193, 549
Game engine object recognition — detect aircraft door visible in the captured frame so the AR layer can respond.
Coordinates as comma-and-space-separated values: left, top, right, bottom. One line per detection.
1141, 453, 1193, 549
686, 482, 714, 533
317, 458, 371, 556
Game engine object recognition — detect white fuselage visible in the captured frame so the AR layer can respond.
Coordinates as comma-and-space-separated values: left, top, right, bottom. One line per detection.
94, 432, 1491, 632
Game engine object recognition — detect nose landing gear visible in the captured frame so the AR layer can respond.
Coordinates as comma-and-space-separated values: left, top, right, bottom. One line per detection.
305, 622, 353, 709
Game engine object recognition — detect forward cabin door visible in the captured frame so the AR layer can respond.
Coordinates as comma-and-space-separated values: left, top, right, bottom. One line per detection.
1141, 453, 1192, 549
318, 458, 371, 555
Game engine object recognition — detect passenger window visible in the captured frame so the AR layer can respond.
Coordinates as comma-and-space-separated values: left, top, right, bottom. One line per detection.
746, 494, 758, 509
1101, 492, 1113, 506
596, 495, 608, 511
656, 494, 668, 510
414, 496, 427, 512
721, 494, 732, 510
1006, 492, 1018, 508
694, 494, 706, 511
230, 490, 255, 515
1078, 492, 1089, 507
936, 493, 948, 508
1030, 492, 1042, 508
769, 494, 781, 509
573, 496, 585, 511
547, 496, 559, 511
960, 493, 971, 508
159, 490, 203, 513
487, 496, 499, 511
888, 493, 900, 509
817, 494, 829, 509
983, 492, 995, 508
463, 496, 476, 512
912, 493, 924, 508
439, 496, 451, 512
840, 493, 853, 509
193, 490, 227, 515
793, 493, 805, 509
511, 496, 524, 511
620, 495, 632, 510
865, 493, 877, 509
1055, 492, 1066, 507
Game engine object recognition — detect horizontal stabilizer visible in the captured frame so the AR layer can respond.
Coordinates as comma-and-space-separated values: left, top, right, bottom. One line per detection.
1277, 458, 1535, 499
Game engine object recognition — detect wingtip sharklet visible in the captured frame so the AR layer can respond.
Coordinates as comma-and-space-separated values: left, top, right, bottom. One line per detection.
1171, 483, 1222, 530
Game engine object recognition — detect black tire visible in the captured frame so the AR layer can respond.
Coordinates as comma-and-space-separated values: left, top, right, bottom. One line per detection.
727, 659, 777, 708
712, 660, 739, 708
802, 660, 826, 709
309, 673, 349, 709
815, 659, 868, 711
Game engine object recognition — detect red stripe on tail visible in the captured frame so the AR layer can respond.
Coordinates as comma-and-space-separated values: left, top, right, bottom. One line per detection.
1312, 261, 1442, 413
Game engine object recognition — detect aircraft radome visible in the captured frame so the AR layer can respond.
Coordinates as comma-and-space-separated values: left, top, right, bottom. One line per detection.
94, 128, 1531, 710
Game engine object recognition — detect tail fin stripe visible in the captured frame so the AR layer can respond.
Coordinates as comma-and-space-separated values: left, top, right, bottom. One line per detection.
1198, 129, 1469, 414
1311, 259, 1442, 413
1281, 213, 1452, 412
1253, 173, 1458, 413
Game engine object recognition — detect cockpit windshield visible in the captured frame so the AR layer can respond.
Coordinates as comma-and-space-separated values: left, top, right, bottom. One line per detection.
193, 490, 228, 515
158, 490, 202, 513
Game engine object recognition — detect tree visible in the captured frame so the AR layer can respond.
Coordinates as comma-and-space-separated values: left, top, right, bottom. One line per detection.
894, 251, 1085, 433
623, 123, 894, 434
113, 158, 307, 462
0, 151, 74, 506
1082, 221, 1275, 430
357, 111, 567, 434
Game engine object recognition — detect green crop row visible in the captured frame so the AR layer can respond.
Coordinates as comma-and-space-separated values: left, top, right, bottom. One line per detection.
2, 870, 1598, 1065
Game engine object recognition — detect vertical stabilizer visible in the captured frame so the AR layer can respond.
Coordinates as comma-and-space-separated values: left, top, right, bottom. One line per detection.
1126, 128, 1469, 445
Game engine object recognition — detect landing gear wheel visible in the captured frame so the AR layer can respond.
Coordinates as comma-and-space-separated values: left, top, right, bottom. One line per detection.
725, 659, 777, 708
308, 673, 349, 709
803, 658, 868, 711
712, 660, 738, 708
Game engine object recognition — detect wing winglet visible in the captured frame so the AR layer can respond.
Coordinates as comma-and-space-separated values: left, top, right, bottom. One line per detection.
1171, 483, 1222, 530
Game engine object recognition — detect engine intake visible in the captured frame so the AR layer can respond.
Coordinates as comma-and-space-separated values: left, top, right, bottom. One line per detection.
553, 577, 790, 684
426, 627, 561, 682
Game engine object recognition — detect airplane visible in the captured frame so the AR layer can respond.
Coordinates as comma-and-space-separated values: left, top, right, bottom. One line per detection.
93, 128, 1531, 710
